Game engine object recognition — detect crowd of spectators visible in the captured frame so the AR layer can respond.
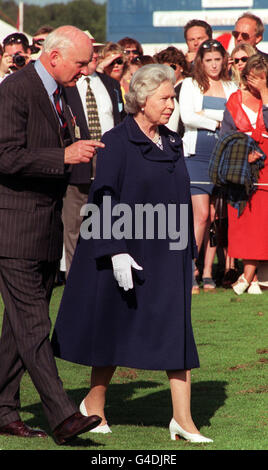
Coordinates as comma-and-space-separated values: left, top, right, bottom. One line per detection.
1, 12, 268, 297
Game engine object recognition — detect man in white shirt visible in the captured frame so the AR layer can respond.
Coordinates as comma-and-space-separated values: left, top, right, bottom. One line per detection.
62, 44, 125, 275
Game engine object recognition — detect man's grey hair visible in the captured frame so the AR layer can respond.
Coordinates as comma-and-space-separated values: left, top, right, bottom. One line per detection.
43, 25, 89, 56
125, 64, 175, 114
235, 12, 264, 37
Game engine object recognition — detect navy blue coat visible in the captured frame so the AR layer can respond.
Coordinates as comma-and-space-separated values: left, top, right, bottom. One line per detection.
52, 115, 200, 371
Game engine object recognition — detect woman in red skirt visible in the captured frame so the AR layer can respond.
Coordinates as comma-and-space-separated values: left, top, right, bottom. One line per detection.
221, 54, 268, 295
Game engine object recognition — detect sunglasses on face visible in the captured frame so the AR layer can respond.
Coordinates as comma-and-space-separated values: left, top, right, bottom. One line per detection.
234, 56, 248, 64
110, 58, 124, 66
232, 31, 251, 41
169, 64, 178, 70
124, 49, 139, 55
33, 38, 45, 46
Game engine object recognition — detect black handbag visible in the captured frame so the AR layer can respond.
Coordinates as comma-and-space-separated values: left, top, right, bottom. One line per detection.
209, 193, 228, 248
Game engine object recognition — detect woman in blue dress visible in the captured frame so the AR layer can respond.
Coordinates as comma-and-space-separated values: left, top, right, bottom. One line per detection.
179, 40, 237, 292
52, 64, 213, 443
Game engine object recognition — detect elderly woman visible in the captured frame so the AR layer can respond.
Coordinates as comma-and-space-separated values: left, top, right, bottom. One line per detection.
154, 46, 189, 136
220, 55, 268, 295
179, 39, 237, 293
52, 64, 213, 443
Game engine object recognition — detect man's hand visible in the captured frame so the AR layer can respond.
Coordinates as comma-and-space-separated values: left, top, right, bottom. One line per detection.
1, 52, 13, 73
64, 140, 105, 164
185, 51, 196, 64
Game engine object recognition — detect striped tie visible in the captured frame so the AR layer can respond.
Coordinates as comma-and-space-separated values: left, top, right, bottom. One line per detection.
53, 86, 67, 128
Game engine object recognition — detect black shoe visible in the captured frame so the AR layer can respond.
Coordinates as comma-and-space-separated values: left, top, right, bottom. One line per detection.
0, 420, 48, 438
53, 412, 102, 445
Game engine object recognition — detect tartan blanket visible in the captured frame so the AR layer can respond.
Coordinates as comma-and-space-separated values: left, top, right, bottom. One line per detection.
208, 131, 266, 216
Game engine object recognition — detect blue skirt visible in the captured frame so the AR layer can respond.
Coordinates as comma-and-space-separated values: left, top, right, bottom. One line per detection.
185, 154, 214, 195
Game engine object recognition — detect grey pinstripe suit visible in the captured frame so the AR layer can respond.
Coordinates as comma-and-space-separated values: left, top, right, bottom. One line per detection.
0, 63, 77, 430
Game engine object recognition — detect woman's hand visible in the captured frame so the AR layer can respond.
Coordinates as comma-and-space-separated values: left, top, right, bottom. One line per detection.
111, 253, 143, 291
96, 53, 122, 73
247, 71, 268, 102
248, 150, 263, 163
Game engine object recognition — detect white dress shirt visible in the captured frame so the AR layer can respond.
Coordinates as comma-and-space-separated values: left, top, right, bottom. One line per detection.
76, 73, 114, 135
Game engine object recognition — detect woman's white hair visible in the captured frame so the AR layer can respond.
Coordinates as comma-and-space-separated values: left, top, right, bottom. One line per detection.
43, 25, 88, 56
125, 64, 176, 114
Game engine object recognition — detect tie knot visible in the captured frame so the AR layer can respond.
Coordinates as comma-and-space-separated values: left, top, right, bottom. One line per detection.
53, 86, 61, 98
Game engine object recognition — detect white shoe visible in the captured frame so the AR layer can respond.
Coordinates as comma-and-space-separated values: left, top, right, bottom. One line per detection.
79, 400, 112, 433
232, 274, 249, 295
169, 418, 213, 443
248, 281, 262, 295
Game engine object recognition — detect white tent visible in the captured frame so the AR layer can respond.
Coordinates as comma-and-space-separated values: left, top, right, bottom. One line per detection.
0, 18, 31, 44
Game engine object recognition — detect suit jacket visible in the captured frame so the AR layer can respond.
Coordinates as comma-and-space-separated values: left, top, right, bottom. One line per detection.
0, 62, 72, 262
64, 72, 125, 184
256, 47, 268, 61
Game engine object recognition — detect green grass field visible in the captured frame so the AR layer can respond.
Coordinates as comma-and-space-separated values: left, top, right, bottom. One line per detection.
0, 284, 267, 452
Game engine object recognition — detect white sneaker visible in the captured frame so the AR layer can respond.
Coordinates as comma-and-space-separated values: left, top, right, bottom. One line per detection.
232, 274, 249, 295
248, 281, 262, 295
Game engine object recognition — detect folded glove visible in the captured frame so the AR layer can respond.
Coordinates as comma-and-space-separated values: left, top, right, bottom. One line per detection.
111, 253, 143, 291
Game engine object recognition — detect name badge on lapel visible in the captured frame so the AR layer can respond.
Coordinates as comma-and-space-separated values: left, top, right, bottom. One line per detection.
75, 125, 81, 139
67, 104, 81, 139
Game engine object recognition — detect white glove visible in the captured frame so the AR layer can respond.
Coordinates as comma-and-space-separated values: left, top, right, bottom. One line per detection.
111, 253, 143, 291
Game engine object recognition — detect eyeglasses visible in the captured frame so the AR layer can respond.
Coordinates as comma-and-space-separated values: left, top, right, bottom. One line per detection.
232, 31, 251, 41
124, 49, 139, 55
234, 56, 248, 64
201, 40, 223, 50
3, 33, 29, 48
110, 58, 124, 66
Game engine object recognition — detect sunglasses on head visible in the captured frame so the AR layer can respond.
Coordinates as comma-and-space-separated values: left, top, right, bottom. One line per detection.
110, 58, 124, 66
232, 31, 250, 41
201, 40, 223, 50
3, 33, 29, 47
234, 56, 248, 64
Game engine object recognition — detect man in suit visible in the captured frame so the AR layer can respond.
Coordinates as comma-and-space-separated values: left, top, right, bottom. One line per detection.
63, 43, 125, 275
0, 26, 104, 445
232, 12, 268, 60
